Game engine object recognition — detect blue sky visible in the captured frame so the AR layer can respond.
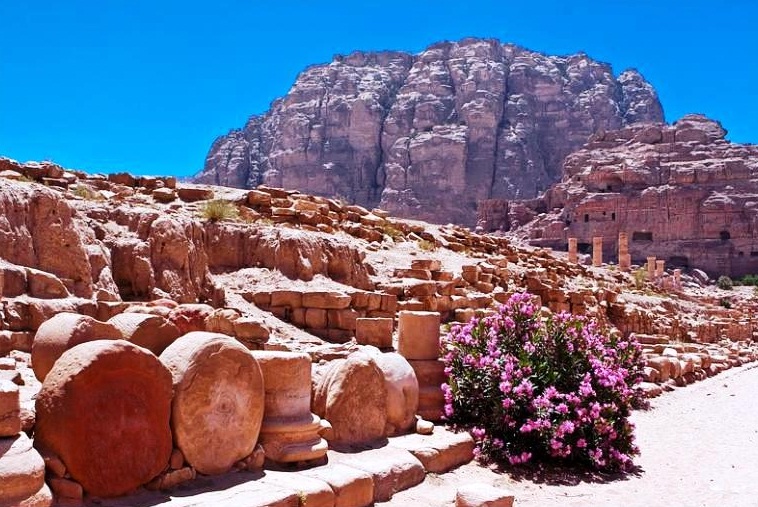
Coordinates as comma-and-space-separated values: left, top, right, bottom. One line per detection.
1, 1, 756, 177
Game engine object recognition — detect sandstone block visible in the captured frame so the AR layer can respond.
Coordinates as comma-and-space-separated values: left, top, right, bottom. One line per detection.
257, 471, 335, 507
330, 446, 425, 502
34, 340, 173, 497
305, 308, 329, 329
167, 304, 214, 335
160, 332, 264, 475
390, 428, 475, 473
300, 463, 374, 507
0, 380, 20, 437
328, 308, 359, 331
397, 311, 441, 360
411, 259, 442, 271
355, 318, 393, 348
108, 312, 181, 355
25, 268, 69, 299
303, 291, 352, 309
152, 187, 176, 203
176, 186, 213, 202
31, 313, 122, 381
271, 290, 303, 308
312, 352, 388, 446
456, 483, 515, 507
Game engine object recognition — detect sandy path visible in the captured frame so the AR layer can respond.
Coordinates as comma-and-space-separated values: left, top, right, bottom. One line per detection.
380, 363, 758, 507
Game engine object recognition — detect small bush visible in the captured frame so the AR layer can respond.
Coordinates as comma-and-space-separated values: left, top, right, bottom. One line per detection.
719, 298, 732, 309
632, 268, 647, 290
716, 275, 733, 290
442, 292, 644, 472
417, 239, 437, 251
739, 274, 758, 286
199, 199, 240, 222
381, 223, 404, 241
73, 185, 103, 201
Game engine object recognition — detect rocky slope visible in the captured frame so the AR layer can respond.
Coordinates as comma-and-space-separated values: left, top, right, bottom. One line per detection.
194, 38, 663, 225
498, 114, 758, 277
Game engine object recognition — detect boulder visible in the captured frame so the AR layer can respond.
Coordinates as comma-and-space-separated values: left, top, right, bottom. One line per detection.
168, 304, 214, 335
312, 351, 388, 446
108, 312, 181, 355
366, 348, 419, 436
34, 340, 173, 498
31, 313, 121, 381
159, 332, 265, 475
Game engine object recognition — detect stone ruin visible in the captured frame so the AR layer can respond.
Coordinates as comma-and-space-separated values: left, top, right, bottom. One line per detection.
1, 156, 757, 506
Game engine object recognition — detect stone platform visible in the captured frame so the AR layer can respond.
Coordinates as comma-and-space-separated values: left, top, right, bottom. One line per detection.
81, 427, 474, 507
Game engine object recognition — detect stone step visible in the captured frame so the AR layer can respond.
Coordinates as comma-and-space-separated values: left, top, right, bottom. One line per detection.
82, 427, 475, 507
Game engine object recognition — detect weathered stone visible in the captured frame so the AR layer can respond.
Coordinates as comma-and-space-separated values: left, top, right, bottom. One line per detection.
251, 351, 327, 464
31, 313, 121, 381
108, 312, 181, 355
159, 332, 264, 475
397, 311, 441, 361
312, 351, 388, 446
0, 433, 51, 507
34, 340, 173, 498
456, 483, 515, 507
0, 380, 21, 437
366, 349, 419, 436
300, 463, 374, 507
355, 318, 394, 348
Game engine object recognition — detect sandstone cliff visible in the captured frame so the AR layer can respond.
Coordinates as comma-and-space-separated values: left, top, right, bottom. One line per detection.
502, 115, 758, 277
195, 38, 663, 225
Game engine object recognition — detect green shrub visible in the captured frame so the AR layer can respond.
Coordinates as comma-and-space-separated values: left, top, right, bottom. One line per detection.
716, 275, 733, 290
442, 293, 644, 471
719, 298, 732, 309
739, 274, 758, 286
199, 199, 240, 222
632, 268, 647, 290
417, 239, 437, 251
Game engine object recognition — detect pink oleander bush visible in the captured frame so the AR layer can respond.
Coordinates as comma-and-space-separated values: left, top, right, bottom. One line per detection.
442, 292, 644, 471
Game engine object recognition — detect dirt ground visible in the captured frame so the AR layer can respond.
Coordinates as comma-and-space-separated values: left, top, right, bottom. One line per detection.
380, 363, 758, 507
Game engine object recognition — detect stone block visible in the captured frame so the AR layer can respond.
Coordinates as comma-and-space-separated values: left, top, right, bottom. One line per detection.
456, 483, 515, 507
303, 291, 352, 309
271, 290, 303, 308
390, 428, 475, 473
300, 463, 374, 507
0, 380, 21, 437
328, 309, 359, 331
397, 311, 441, 360
329, 446, 425, 502
355, 318, 394, 348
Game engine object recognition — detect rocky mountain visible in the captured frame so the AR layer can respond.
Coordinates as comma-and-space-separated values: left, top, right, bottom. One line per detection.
498, 114, 758, 277
194, 38, 663, 225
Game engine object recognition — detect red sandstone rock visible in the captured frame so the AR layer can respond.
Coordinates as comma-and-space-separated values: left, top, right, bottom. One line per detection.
159, 332, 265, 475
108, 312, 181, 355
0, 433, 51, 507
168, 304, 214, 335
31, 313, 122, 381
312, 351, 388, 446
34, 340, 173, 498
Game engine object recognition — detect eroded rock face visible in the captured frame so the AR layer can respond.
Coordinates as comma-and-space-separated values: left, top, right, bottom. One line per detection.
509, 114, 758, 277
34, 340, 173, 498
195, 38, 663, 225
0, 180, 118, 298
